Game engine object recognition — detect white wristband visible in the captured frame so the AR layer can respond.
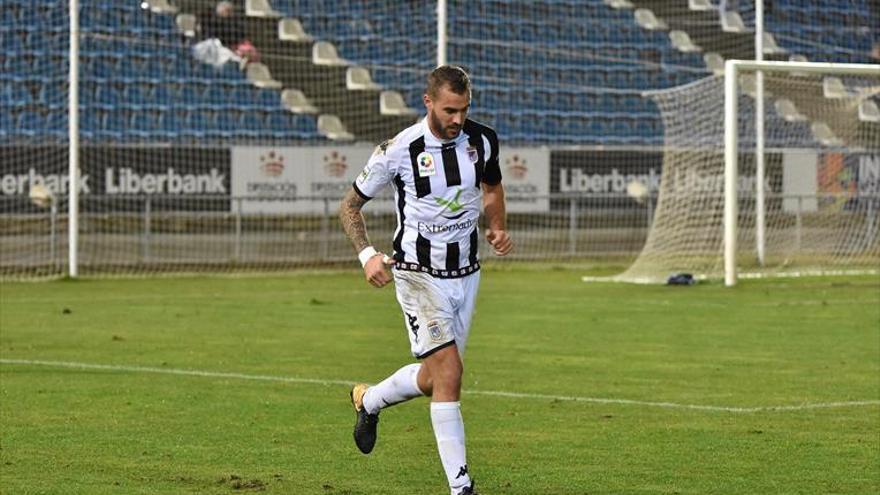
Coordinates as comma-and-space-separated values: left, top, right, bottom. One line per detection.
358, 246, 379, 267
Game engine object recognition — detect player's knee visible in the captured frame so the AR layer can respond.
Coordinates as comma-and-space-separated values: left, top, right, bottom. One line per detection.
434, 361, 462, 389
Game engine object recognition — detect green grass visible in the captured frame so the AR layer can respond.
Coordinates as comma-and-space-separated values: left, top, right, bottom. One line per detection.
1, 270, 878, 494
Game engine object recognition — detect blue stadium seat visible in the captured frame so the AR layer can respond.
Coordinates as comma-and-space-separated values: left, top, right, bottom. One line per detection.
94, 86, 120, 110
156, 110, 183, 141
203, 85, 230, 107
0, 112, 14, 140
37, 81, 67, 110
122, 85, 150, 109
181, 112, 209, 140
610, 120, 632, 139
130, 111, 160, 139
1, 6, 17, 25
229, 87, 263, 111
80, 110, 105, 140
588, 119, 608, 138
2, 83, 25, 107
16, 111, 43, 137
256, 90, 280, 110
152, 84, 177, 104
104, 111, 129, 140
179, 84, 205, 106
214, 111, 239, 138
238, 112, 265, 139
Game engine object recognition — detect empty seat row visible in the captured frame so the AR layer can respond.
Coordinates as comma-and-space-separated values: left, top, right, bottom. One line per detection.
2, 109, 322, 142
475, 88, 658, 115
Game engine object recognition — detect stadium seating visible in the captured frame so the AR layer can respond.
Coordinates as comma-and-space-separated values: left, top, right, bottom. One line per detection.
1, 0, 875, 145
1, 0, 324, 144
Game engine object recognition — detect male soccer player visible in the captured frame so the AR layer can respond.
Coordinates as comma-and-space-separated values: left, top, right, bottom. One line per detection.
339, 65, 512, 495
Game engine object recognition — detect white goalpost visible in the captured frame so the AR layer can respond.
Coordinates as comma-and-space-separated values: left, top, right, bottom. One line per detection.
723, 60, 880, 285
612, 60, 880, 285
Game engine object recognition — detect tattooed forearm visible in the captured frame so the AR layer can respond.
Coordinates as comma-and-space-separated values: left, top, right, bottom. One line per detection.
339, 188, 372, 252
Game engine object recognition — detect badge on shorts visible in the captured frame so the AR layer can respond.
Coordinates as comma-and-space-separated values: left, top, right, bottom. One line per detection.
427, 320, 444, 342
416, 152, 436, 177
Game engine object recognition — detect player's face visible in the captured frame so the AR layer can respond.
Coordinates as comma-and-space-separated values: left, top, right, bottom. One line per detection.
424, 85, 470, 141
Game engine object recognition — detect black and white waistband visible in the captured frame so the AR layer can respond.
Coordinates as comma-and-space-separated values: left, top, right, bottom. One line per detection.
393, 261, 481, 279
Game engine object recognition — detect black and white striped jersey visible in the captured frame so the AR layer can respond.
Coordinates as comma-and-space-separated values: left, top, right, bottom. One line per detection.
353, 118, 501, 278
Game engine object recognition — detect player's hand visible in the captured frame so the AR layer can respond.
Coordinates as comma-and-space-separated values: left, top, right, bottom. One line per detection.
364, 253, 395, 288
485, 229, 512, 256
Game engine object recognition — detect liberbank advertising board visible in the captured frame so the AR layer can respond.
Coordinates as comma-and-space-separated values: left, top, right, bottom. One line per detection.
231, 145, 550, 213
0, 147, 230, 212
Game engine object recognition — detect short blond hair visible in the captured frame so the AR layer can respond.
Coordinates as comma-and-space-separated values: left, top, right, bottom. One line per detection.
426, 65, 471, 99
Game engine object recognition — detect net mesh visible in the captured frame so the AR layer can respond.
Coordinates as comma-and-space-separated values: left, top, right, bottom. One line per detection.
2, 0, 877, 279
616, 69, 880, 283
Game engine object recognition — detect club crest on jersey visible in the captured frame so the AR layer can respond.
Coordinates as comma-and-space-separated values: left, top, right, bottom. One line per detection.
466, 146, 478, 163
416, 152, 436, 177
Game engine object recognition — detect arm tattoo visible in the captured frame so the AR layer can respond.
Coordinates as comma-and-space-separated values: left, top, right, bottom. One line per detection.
339, 188, 372, 252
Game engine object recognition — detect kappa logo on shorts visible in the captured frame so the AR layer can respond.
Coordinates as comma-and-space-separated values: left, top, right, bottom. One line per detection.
427, 320, 444, 343
406, 312, 420, 341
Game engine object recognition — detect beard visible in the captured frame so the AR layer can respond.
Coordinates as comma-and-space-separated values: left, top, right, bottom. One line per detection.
429, 110, 461, 140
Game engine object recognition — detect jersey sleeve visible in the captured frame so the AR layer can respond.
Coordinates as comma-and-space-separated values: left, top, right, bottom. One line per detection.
481, 127, 502, 185
353, 141, 397, 199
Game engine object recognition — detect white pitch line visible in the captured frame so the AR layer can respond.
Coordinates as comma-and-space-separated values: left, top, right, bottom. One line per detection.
2, 358, 878, 414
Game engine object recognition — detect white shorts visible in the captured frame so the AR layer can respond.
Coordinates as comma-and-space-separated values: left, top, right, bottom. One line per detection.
393, 269, 481, 359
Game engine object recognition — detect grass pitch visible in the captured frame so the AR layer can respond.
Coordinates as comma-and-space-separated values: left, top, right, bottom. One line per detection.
1, 269, 878, 494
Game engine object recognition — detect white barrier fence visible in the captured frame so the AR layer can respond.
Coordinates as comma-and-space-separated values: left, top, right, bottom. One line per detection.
3, 191, 877, 279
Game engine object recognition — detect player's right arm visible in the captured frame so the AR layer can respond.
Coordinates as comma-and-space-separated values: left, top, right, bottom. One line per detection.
339, 188, 393, 288
339, 140, 398, 288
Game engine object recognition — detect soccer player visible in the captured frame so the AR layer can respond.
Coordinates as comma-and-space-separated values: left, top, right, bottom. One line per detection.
339, 65, 512, 495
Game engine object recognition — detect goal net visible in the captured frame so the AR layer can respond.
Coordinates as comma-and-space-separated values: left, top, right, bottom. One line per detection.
615, 61, 880, 284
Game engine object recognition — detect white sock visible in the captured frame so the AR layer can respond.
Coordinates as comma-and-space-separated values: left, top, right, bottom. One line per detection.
362, 363, 424, 414
430, 401, 471, 492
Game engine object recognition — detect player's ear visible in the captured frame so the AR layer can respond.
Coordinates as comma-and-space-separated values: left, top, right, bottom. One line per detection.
423, 93, 431, 109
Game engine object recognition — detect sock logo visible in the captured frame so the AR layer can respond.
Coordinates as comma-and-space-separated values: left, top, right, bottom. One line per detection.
455, 464, 469, 479
406, 312, 419, 340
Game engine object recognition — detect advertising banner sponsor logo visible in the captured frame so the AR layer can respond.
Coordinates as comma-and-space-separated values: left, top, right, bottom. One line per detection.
782, 150, 879, 213
232, 146, 390, 213
550, 150, 663, 210
0, 146, 230, 212
552, 150, 663, 196
234, 146, 550, 213
501, 148, 550, 212
857, 153, 880, 195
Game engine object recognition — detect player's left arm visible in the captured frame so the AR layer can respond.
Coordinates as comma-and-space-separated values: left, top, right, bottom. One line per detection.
482, 182, 512, 256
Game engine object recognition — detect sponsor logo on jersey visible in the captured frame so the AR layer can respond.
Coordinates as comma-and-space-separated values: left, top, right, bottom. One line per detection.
434, 188, 465, 219
417, 151, 436, 177
417, 217, 475, 234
